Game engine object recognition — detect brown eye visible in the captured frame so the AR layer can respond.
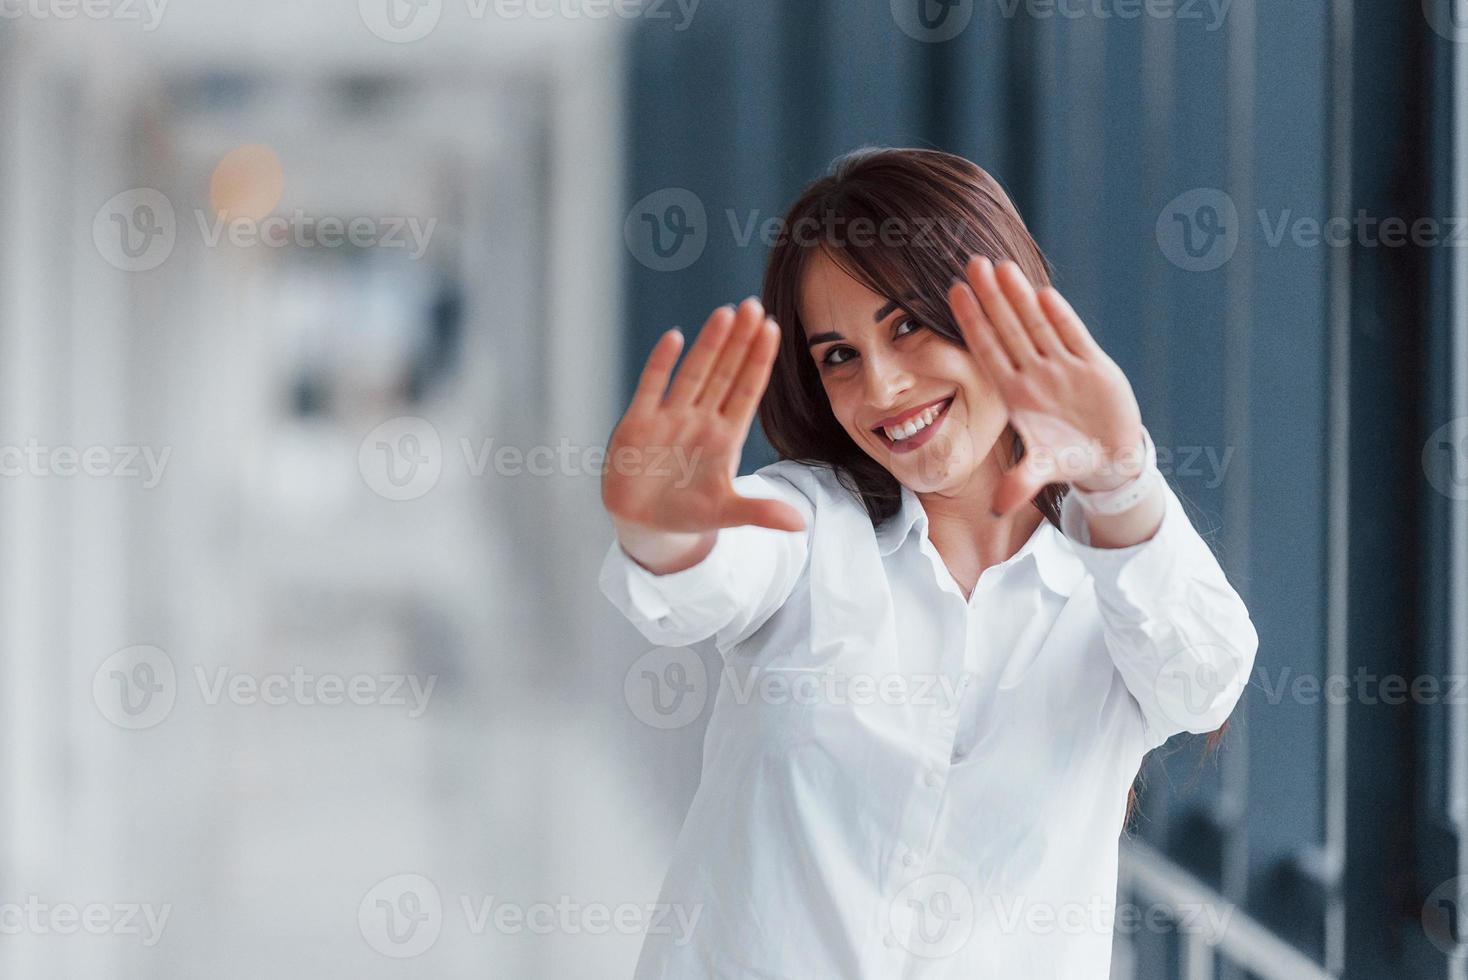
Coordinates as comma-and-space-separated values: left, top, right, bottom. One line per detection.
822, 346, 855, 367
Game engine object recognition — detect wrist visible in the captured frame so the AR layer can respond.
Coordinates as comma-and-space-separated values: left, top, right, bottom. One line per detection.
613, 518, 718, 575
1070, 427, 1159, 516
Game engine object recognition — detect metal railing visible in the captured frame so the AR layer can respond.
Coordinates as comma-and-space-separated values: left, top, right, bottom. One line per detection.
1118, 839, 1337, 980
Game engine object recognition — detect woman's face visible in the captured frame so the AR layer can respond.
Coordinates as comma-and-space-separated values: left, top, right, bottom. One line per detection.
798, 248, 1009, 495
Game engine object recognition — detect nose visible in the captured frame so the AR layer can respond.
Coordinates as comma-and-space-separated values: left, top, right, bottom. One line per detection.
862, 348, 914, 415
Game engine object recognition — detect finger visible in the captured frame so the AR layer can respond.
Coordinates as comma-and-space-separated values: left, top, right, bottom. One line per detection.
1036, 287, 1103, 359
992, 465, 1050, 519
994, 261, 1067, 359
948, 279, 1016, 380
719, 494, 807, 532
966, 256, 1040, 366
627, 328, 685, 417
665, 305, 737, 409
720, 316, 781, 425
697, 296, 764, 409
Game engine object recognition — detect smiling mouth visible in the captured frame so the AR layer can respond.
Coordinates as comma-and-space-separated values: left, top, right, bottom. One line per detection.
873, 396, 954, 447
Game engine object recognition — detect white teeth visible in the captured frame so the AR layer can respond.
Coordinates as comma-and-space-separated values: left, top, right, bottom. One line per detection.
883, 402, 946, 442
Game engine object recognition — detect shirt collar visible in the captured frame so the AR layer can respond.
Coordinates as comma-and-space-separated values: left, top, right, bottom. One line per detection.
874, 484, 1088, 597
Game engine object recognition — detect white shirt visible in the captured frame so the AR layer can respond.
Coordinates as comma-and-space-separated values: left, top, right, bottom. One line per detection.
598, 430, 1258, 979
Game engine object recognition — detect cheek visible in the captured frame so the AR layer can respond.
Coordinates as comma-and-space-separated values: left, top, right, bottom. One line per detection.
823, 382, 865, 439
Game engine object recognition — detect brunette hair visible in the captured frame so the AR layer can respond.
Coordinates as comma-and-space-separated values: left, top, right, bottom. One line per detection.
755, 146, 1226, 831
758, 146, 1066, 532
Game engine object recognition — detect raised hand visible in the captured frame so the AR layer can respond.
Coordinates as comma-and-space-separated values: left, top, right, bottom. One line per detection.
603, 297, 807, 553
946, 256, 1146, 518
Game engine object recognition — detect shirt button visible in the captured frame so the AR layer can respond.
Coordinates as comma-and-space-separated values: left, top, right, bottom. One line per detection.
884, 933, 898, 949
902, 851, 918, 867
924, 770, 940, 789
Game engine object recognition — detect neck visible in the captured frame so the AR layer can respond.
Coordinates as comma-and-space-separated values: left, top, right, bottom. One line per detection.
914, 428, 1047, 595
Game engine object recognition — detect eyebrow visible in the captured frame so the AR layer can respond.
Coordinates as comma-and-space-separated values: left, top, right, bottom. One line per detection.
805, 295, 916, 347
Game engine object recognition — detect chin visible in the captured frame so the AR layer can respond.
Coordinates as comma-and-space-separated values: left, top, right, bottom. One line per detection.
884, 438, 976, 495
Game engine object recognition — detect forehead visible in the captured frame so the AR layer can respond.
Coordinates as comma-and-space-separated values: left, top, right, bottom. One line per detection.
797, 249, 891, 336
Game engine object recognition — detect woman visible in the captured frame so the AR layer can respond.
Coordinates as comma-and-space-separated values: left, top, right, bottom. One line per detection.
598, 147, 1257, 979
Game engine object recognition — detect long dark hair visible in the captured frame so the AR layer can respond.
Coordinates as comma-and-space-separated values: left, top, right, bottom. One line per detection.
756, 146, 1226, 830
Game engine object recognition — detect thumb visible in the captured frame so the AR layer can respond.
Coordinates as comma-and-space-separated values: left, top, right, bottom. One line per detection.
719, 495, 808, 533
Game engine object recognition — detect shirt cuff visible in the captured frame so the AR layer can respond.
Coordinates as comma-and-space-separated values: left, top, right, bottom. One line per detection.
1058, 432, 1189, 621
597, 529, 741, 630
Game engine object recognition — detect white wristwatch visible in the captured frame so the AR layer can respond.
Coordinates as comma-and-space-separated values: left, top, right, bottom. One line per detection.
1069, 427, 1159, 517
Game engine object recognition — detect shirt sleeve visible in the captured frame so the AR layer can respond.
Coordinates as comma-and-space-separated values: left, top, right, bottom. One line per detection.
1060, 442, 1259, 752
596, 469, 815, 655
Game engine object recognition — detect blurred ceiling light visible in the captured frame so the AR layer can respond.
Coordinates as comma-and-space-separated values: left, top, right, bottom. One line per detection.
208, 143, 285, 222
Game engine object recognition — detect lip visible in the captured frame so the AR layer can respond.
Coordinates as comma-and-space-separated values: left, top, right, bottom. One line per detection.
874, 396, 954, 455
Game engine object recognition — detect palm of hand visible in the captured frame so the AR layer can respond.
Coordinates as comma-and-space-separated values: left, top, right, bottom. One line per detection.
946, 256, 1144, 515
